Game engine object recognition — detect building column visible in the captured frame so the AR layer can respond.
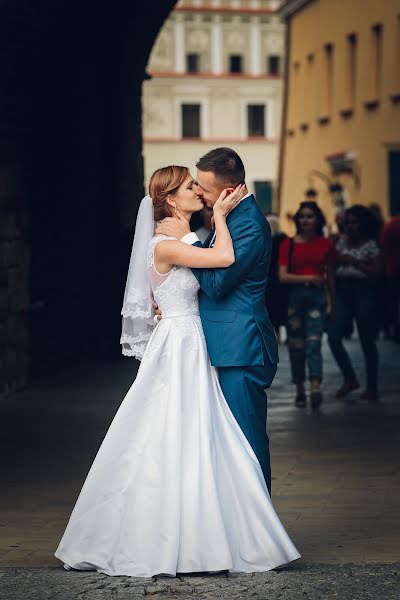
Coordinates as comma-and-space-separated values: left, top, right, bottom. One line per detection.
201, 99, 210, 138
249, 17, 262, 75
174, 15, 185, 74
267, 100, 276, 138
211, 16, 223, 74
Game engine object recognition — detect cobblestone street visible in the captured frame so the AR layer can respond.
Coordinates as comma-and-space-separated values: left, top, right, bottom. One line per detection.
1, 338, 399, 598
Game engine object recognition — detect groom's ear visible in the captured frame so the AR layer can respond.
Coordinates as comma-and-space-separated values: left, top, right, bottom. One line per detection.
225, 187, 235, 194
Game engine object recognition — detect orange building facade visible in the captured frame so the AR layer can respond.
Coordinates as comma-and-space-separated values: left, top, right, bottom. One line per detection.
278, 0, 400, 232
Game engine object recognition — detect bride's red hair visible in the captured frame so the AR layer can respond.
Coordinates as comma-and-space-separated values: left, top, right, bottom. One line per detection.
149, 165, 189, 222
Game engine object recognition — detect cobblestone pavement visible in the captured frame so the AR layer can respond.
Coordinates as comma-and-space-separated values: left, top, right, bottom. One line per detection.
1, 338, 399, 598
1, 564, 400, 600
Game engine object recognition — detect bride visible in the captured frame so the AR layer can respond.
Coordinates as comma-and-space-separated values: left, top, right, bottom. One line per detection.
55, 165, 300, 577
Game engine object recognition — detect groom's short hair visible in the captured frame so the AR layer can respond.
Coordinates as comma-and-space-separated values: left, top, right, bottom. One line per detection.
196, 147, 245, 187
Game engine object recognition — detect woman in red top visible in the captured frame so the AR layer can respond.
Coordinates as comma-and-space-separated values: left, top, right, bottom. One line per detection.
279, 201, 334, 408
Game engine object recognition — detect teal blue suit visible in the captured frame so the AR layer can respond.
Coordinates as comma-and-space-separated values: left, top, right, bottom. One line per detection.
192, 195, 278, 493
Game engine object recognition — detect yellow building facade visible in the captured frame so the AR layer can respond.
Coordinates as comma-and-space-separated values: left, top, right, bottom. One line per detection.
278, 0, 400, 232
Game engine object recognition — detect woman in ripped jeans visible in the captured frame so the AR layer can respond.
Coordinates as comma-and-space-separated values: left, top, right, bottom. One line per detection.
279, 201, 335, 408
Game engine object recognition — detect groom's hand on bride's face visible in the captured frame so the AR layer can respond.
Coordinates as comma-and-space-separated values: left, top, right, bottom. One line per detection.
155, 211, 191, 240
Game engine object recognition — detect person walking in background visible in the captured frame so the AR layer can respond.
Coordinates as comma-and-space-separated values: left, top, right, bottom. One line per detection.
279, 201, 334, 409
381, 215, 400, 342
331, 210, 346, 244
368, 203, 385, 239
327, 205, 381, 402
368, 203, 387, 339
265, 213, 287, 334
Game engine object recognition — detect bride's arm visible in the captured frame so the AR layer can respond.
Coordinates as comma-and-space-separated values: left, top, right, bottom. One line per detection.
154, 185, 244, 270
155, 214, 232, 269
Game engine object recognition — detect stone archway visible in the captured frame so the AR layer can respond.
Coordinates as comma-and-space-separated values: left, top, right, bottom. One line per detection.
0, 0, 176, 395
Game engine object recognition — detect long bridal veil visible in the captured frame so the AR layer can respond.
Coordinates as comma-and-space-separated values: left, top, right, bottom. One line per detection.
120, 195, 156, 360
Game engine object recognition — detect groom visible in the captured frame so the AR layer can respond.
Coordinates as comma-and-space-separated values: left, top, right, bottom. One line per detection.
156, 147, 278, 494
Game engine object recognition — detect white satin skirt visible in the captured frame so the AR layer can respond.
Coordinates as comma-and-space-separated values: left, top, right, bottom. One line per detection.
55, 315, 300, 577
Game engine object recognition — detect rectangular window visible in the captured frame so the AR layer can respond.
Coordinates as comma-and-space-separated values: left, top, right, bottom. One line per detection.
247, 105, 265, 136
181, 104, 201, 138
388, 150, 400, 215
288, 61, 300, 130
301, 54, 314, 125
323, 43, 334, 116
371, 24, 383, 98
186, 53, 200, 73
267, 55, 281, 75
229, 55, 243, 73
347, 33, 357, 108
254, 181, 273, 213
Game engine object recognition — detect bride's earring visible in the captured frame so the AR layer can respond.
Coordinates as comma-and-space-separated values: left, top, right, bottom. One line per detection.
173, 203, 177, 215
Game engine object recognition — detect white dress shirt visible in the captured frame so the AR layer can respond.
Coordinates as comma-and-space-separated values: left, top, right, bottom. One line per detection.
181, 191, 252, 247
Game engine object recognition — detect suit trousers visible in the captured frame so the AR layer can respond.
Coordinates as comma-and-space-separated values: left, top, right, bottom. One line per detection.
217, 357, 277, 495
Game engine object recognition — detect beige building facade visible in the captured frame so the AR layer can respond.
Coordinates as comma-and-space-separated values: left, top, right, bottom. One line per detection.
143, 0, 285, 213
278, 0, 400, 232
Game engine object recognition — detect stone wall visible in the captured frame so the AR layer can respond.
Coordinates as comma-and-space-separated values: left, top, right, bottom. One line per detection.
0, 157, 29, 395
0, 0, 176, 398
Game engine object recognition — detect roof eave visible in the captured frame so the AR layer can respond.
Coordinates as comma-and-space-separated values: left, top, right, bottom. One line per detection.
278, 0, 315, 20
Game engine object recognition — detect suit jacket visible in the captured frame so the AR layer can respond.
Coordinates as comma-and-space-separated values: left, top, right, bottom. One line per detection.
192, 195, 279, 368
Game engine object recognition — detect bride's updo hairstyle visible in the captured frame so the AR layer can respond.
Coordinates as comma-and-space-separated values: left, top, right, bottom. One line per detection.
149, 165, 190, 222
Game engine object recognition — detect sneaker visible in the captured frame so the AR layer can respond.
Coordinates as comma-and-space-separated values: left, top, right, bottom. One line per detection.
310, 391, 323, 409
295, 392, 307, 407
360, 389, 380, 402
335, 381, 359, 398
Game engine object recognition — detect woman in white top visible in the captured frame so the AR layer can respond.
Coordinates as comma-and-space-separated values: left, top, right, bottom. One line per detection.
327, 205, 382, 402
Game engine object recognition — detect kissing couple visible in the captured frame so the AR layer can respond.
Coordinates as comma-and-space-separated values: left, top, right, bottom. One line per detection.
55, 147, 300, 577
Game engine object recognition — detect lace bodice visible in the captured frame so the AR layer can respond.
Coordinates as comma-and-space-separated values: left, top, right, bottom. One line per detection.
147, 236, 200, 318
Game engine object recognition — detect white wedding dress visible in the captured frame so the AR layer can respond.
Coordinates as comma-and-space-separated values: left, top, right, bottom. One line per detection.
55, 236, 300, 577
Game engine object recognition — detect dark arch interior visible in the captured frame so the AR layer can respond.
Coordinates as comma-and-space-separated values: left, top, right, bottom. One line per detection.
0, 0, 176, 389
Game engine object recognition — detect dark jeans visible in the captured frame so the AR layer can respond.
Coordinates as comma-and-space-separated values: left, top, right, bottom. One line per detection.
286, 285, 327, 384
327, 278, 379, 391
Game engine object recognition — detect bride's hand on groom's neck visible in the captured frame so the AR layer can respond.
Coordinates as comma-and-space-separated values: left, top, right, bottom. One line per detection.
155, 210, 191, 240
